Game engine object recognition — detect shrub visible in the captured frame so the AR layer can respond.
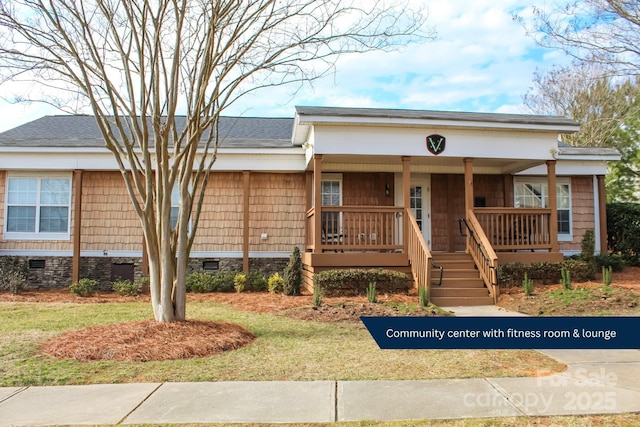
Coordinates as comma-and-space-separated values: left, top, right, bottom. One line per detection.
595, 253, 625, 272
312, 284, 322, 307
283, 246, 302, 296
268, 272, 284, 294
136, 276, 150, 294
560, 267, 572, 290
418, 286, 428, 307
186, 271, 237, 293
367, 282, 378, 303
523, 273, 534, 297
498, 259, 595, 288
602, 266, 613, 288
313, 268, 409, 296
0, 257, 27, 295
111, 279, 139, 296
234, 273, 247, 293
607, 203, 640, 266
246, 271, 268, 292
70, 278, 98, 297
580, 229, 595, 265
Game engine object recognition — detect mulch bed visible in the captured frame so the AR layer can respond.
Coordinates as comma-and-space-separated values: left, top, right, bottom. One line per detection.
41, 319, 255, 362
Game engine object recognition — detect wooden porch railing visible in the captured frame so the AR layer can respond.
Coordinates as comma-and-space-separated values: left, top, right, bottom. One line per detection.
406, 208, 432, 298
306, 206, 404, 252
463, 211, 499, 304
473, 208, 552, 252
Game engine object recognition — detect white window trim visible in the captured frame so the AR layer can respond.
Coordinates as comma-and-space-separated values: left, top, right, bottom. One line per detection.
514, 176, 572, 242
4, 172, 72, 241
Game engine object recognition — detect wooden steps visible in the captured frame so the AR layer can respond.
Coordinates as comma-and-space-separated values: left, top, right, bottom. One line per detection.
429, 252, 494, 306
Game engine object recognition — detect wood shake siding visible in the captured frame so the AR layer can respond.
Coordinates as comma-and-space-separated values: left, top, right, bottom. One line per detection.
343, 173, 395, 206
192, 172, 244, 252
248, 173, 306, 251
560, 176, 595, 252
81, 171, 141, 251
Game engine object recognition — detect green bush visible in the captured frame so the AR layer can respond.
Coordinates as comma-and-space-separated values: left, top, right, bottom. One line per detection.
560, 267, 572, 290
283, 246, 302, 296
313, 268, 409, 296
594, 253, 625, 272
498, 259, 595, 288
268, 272, 284, 294
607, 203, 640, 266
580, 229, 595, 264
523, 273, 534, 296
69, 278, 98, 297
0, 257, 27, 295
418, 286, 428, 307
234, 273, 247, 293
111, 279, 139, 296
367, 282, 378, 303
186, 271, 236, 293
312, 284, 322, 307
246, 271, 268, 292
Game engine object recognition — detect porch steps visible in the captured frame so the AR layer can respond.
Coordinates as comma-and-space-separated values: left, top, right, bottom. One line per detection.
429, 252, 494, 306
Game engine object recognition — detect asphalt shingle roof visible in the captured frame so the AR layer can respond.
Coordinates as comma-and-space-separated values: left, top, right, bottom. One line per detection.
0, 115, 295, 148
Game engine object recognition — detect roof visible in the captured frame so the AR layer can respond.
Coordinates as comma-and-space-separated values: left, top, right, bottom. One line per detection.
295, 106, 581, 128
0, 115, 295, 149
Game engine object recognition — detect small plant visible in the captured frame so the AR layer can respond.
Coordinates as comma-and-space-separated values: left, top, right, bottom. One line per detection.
268, 272, 284, 294
283, 246, 303, 296
312, 284, 322, 307
367, 282, 378, 303
135, 276, 150, 294
111, 279, 139, 296
233, 273, 247, 293
70, 278, 98, 297
602, 266, 613, 288
560, 267, 572, 290
580, 229, 595, 265
523, 273, 534, 297
418, 285, 428, 307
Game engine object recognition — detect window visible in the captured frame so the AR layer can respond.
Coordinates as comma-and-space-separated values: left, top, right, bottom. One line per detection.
5, 175, 71, 240
170, 185, 179, 230
320, 174, 342, 238
514, 178, 571, 240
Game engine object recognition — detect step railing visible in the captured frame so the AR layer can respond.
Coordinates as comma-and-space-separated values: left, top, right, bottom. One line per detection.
459, 211, 499, 304
406, 208, 434, 296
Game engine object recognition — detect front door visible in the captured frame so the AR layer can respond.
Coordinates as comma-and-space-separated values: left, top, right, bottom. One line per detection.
395, 174, 431, 247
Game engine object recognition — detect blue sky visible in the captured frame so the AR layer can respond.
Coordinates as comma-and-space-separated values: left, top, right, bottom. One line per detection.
0, 1, 569, 132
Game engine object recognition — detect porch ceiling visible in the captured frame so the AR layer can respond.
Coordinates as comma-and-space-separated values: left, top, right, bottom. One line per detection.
307, 154, 543, 175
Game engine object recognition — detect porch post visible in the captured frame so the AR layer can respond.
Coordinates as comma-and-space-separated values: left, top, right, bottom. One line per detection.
597, 175, 608, 254
463, 158, 474, 216
547, 160, 560, 253
72, 170, 83, 284
313, 155, 323, 252
402, 156, 411, 254
243, 171, 250, 272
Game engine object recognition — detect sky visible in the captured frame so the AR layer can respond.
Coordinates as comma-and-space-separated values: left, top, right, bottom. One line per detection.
0, 0, 570, 133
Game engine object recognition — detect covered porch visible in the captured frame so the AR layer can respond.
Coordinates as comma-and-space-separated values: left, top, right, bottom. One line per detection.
301, 154, 565, 304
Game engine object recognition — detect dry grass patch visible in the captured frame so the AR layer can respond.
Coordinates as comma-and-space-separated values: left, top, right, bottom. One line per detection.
41, 319, 255, 362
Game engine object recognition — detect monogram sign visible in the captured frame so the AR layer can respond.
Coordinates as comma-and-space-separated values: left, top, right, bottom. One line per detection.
426, 134, 446, 155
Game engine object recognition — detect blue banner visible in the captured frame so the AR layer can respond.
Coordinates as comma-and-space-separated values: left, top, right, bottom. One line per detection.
360, 316, 640, 349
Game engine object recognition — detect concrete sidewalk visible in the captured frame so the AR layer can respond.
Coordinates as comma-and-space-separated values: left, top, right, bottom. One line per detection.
1, 349, 639, 425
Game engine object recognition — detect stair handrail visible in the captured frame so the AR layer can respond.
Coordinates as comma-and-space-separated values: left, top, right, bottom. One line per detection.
405, 208, 434, 295
459, 213, 499, 304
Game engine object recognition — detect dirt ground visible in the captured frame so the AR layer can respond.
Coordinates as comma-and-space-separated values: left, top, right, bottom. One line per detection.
3, 267, 639, 362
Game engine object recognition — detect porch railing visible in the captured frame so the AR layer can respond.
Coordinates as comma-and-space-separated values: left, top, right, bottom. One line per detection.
306, 206, 404, 252
463, 211, 499, 304
473, 207, 552, 252
406, 208, 432, 297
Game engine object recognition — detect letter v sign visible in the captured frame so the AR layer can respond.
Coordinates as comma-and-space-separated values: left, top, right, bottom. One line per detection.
426, 134, 446, 155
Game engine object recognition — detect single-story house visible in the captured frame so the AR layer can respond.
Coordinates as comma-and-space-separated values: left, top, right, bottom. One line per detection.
0, 106, 620, 305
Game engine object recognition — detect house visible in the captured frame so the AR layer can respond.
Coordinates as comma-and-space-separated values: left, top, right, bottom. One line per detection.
0, 106, 620, 305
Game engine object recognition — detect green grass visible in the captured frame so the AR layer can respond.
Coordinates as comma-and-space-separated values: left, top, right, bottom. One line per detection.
0, 300, 564, 386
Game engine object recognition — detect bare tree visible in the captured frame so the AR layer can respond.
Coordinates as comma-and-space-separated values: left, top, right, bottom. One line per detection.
519, 0, 640, 76
0, 0, 432, 322
523, 63, 640, 147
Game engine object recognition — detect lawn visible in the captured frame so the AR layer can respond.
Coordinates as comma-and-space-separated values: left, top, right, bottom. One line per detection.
0, 298, 564, 386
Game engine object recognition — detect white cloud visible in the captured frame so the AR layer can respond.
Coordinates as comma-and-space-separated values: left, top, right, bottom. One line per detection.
0, 1, 573, 133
